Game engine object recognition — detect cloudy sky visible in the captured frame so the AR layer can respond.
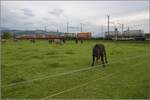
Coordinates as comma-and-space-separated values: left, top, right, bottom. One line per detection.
1, 1, 149, 36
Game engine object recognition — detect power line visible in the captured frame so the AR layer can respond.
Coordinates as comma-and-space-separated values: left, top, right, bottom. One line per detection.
44, 26, 47, 32
101, 25, 104, 37
80, 23, 83, 32
66, 22, 69, 33
107, 15, 110, 39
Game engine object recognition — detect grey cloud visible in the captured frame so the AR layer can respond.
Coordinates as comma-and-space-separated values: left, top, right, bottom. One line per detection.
21, 9, 34, 17
1, 7, 35, 30
49, 8, 63, 16
1, 1, 148, 33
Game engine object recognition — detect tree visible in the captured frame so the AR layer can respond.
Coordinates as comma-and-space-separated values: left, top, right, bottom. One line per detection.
2, 32, 12, 39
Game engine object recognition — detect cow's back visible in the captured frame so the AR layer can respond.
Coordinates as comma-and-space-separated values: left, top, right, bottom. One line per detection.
93, 44, 105, 56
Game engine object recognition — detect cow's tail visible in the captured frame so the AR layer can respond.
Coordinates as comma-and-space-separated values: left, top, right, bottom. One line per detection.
103, 47, 108, 64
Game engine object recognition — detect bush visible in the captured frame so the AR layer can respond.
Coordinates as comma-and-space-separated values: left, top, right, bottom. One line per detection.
2, 32, 13, 39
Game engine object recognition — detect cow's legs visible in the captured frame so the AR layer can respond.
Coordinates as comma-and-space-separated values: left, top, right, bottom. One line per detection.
101, 55, 105, 66
103, 49, 108, 64
91, 55, 95, 66
96, 58, 98, 63
105, 56, 108, 64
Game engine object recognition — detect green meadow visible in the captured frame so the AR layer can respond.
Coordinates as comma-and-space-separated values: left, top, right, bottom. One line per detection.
1, 40, 150, 99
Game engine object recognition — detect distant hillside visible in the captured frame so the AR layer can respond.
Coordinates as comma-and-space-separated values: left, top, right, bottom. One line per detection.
1, 28, 64, 35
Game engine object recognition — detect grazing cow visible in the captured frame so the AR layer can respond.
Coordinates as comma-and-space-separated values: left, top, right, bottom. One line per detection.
48, 39, 53, 44
75, 38, 78, 44
54, 39, 63, 45
30, 39, 35, 43
92, 44, 108, 66
80, 39, 83, 44
63, 39, 66, 43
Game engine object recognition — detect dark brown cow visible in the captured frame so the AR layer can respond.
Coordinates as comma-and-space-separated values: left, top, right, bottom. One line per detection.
92, 44, 108, 66
75, 38, 78, 44
30, 39, 35, 43
48, 39, 53, 44
80, 39, 83, 44
62, 39, 66, 43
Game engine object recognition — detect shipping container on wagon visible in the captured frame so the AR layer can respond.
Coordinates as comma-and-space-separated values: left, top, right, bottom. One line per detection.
76, 32, 92, 39
16, 34, 36, 40
16, 34, 64, 40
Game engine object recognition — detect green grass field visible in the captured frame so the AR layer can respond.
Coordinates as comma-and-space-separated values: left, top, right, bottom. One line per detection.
1, 40, 150, 99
